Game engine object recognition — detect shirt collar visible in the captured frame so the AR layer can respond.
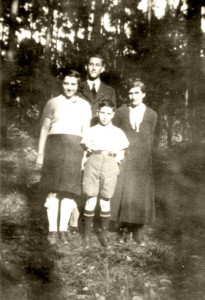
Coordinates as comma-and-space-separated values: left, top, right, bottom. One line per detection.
62, 94, 78, 103
87, 79, 101, 91
97, 122, 113, 129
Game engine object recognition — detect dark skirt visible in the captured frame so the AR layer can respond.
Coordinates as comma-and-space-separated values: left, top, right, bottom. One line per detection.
40, 134, 83, 196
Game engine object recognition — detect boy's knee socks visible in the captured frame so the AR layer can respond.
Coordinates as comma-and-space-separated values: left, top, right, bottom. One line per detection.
84, 197, 97, 217
84, 216, 94, 236
99, 199, 110, 218
100, 216, 110, 231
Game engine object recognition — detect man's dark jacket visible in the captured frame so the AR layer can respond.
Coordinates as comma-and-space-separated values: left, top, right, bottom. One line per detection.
78, 81, 116, 118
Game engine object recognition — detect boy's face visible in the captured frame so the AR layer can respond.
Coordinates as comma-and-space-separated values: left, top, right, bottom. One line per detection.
62, 76, 78, 98
86, 57, 105, 80
128, 86, 145, 107
98, 106, 114, 126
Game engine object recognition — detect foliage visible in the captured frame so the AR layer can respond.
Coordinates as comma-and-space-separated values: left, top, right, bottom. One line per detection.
1, 0, 205, 145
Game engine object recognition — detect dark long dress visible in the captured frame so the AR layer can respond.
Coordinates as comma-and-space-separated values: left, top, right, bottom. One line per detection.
110, 104, 157, 225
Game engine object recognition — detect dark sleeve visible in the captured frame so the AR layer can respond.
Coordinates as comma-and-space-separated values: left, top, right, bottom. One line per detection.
150, 110, 157, 147
112, 109, 122, 128
110, 87, 116, 107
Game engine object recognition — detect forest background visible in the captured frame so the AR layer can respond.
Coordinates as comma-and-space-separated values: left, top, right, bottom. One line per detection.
1, 0, 205, 146
1, 1, 205, 300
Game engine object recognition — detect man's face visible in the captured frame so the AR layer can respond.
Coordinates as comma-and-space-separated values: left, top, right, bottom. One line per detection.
98, 106, 114, 126
62, 76, 78, 98
128, 86, 145, 107
86, 57, 105, 80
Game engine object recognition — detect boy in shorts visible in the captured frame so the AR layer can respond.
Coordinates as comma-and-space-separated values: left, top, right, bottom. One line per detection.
81, 100, 129, 248
70, 53, 116, 230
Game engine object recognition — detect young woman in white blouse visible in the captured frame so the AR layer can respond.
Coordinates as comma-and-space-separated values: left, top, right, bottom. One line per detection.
36, 70, 91, 245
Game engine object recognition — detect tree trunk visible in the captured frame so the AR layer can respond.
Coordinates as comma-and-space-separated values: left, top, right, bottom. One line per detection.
91, 0, 103, 49
1, 0, 19, 147
44, 0, 53, 69
186, 0, 203, 143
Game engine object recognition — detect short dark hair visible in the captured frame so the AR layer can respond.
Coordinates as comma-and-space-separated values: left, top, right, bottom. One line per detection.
63, 70, 81, 83
125, 78, 146, 93
88, 54, 105, 65
98, 100, 115, 111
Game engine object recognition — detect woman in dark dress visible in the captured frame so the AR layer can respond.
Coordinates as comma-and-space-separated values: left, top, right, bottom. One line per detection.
111, 78, 157, 245
36, 70, 91, 245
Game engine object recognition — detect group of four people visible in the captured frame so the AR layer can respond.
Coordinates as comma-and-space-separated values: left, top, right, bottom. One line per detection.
36, 54, 157, 249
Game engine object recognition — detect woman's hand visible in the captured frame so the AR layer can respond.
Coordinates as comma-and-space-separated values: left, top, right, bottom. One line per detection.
36, 154, 44, 168
36, 117, 51, 169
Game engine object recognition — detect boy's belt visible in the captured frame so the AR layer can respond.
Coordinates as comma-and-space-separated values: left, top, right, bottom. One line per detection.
92, 150, 117, 157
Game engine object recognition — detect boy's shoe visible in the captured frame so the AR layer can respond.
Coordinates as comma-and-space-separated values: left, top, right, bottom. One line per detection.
59, 231, 69, 245
82, 236, 91, 249
98, 231, 110, 248
47, 232, 58, 245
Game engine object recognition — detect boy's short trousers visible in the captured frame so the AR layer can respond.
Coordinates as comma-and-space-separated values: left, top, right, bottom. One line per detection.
83, 153, 119, 199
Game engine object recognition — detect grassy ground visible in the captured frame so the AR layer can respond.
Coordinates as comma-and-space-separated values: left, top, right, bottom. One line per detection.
1, 126, 205, 300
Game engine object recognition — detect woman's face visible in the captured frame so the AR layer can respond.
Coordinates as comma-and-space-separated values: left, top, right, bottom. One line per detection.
62, 76, 78, 98
128, 86, 145, 107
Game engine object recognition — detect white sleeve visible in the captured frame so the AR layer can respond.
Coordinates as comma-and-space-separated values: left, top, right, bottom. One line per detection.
81, 128, 91, 147
119, 130, 129, 149
81, 102, 92, 136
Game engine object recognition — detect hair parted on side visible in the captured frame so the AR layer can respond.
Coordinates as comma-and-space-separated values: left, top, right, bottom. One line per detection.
125, 78, 146, 93
88, 53, 105, 65
63, 69, 81, 83
98, 100, 115, 111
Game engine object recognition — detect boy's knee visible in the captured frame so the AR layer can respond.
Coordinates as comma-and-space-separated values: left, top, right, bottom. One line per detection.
100, 199, 110, 212
85, 197, 97, 211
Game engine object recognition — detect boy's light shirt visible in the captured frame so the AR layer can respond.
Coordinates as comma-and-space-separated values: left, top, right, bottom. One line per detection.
81, 123, 129, 153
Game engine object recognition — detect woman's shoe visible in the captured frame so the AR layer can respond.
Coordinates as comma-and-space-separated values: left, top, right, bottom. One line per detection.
125, 232, 132, 243
47, 232, 58, 245
117, 228, 126, 244
69, 226, 78, 235
132, 229, 146, 246
59, 231, 69, 244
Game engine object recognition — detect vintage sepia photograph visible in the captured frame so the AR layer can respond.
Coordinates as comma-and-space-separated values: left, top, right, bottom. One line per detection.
1, 0, 205, 299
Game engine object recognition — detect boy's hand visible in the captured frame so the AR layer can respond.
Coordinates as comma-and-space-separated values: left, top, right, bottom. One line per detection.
115, 150, 125, 164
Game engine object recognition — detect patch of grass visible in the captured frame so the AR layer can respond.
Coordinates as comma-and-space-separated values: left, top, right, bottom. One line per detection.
2, 126, 205, 300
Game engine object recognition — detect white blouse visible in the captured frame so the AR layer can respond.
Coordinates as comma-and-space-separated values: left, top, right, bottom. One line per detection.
129, 103, 146, 132
43, 95, 92, 136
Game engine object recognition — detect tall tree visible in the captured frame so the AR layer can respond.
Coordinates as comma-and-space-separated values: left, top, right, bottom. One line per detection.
186, 0, 205, 143
1, 0, 19, 147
